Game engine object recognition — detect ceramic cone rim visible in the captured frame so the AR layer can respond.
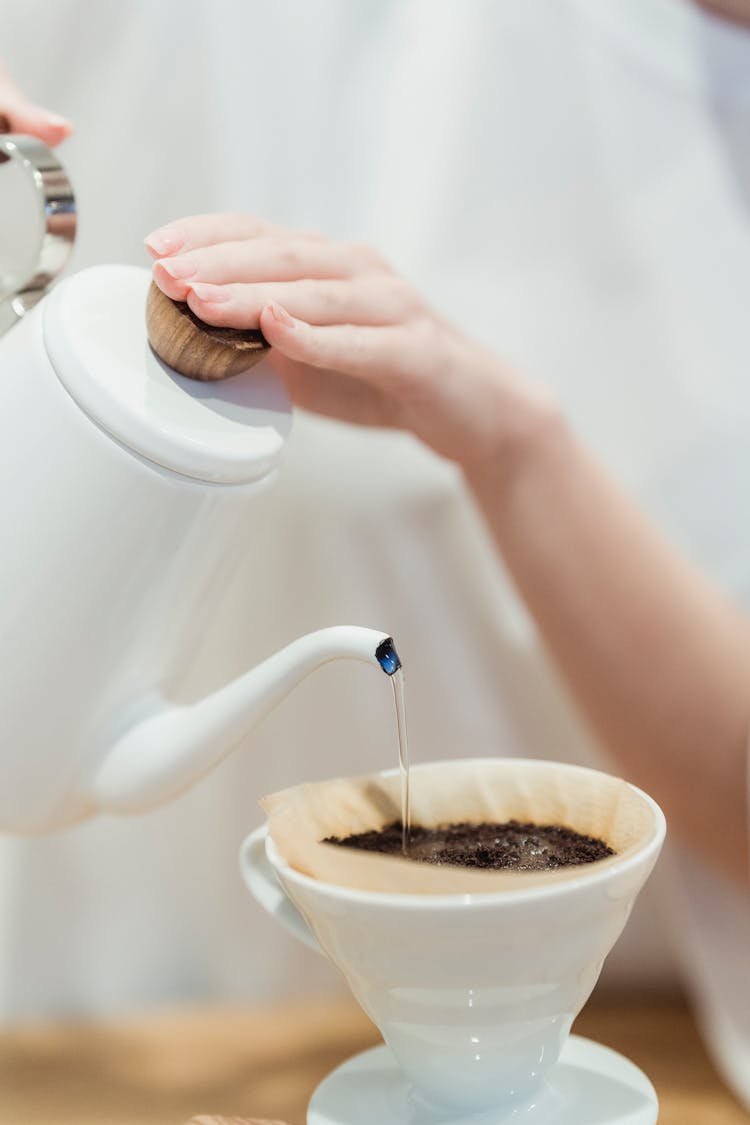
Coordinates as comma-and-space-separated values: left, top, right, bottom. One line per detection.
261, 758, 663, 895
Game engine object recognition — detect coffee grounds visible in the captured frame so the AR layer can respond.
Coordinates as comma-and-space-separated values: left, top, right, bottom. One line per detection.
324, 820, 614, 871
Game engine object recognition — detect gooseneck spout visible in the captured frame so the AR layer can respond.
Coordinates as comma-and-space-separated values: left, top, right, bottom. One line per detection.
87, 626, 399, 816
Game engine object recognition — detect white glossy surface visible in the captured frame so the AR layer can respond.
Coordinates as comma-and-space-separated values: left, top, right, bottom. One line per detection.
88, 626, 393, 814
242, 761, 665, 1117
0, 280, 391, 831
307, 1039, 658, 1125
242, 825, 321, 953
44, 265, 292, 484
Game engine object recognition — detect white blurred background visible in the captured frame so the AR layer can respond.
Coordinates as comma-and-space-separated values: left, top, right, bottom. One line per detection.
0, 0, 749, 1054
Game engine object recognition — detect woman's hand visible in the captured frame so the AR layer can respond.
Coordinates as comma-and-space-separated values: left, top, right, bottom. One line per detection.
145, 213, 555, 477
0, 60, 72, 145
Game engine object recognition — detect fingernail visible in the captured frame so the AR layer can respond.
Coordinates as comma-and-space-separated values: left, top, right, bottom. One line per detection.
267, 301, 296, 328
45, 112, 73, 128
189, 282, 230, 303
156, 256, 197, 280
144, 227, 186, 256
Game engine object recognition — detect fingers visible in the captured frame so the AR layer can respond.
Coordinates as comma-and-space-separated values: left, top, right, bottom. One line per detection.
153, 236, 379, 293
143, 211, 429, 415
0, 63, 72, 146
259, 302, 420, 383
144, 213, 323, 259
152, 242, 353, 305
147, 226, 413, 329
0, 95, 72, 146
175, 275, 413, 329
146, 212, 400, 340
145, 214, 276, 258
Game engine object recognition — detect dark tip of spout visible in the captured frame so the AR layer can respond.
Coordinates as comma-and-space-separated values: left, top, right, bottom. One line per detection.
376, 637, 401, 676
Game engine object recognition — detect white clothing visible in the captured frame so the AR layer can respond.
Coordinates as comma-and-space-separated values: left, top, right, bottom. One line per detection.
1, 0, 750, 1108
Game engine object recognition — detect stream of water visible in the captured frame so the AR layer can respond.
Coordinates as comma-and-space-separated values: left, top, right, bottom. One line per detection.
392, 667, 411, 855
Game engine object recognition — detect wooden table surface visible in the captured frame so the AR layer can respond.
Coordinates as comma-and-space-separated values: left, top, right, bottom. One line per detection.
0, 994, 747, 1124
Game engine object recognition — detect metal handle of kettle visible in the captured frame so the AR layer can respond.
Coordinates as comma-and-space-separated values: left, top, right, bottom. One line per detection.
0, 127, 76, 337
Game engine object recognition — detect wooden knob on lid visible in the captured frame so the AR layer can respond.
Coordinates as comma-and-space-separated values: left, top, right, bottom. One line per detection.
146, 281, 268, 381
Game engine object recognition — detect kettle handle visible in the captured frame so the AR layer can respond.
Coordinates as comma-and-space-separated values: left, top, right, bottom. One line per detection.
0, 131, 76, 337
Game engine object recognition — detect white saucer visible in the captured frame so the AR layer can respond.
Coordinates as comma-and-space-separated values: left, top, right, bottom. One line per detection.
307, 1035, 658, 1125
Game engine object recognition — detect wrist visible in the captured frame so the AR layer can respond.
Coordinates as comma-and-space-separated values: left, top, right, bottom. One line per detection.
452, 341, 564, 492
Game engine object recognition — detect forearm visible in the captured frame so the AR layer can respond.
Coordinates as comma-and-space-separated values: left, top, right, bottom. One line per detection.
466, 408, 750, 883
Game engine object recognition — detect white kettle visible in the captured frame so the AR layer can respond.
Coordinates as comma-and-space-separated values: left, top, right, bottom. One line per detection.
0, 136, 399, 834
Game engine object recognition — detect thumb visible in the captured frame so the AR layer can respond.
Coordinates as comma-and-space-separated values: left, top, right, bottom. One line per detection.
259, 300, 306, 353
260, 301, 404, 382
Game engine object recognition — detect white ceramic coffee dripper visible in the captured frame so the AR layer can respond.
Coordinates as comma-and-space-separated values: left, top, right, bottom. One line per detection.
242, 759, 666, 1125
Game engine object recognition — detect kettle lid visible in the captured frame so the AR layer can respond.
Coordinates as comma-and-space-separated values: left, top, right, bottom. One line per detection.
43, 264, 292, 485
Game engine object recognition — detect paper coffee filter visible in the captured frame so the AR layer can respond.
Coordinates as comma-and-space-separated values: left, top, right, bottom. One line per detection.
261, 759, 659, 894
